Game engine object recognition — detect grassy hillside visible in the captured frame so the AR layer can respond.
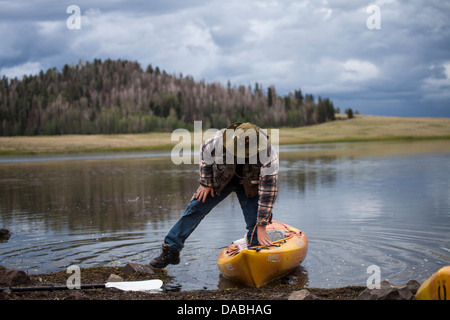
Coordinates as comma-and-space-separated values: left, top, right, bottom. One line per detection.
278, 115, 450, 144
0, 115, 449, 154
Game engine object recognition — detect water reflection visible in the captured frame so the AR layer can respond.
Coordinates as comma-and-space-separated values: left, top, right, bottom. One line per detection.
0, 158, 197, 233
0, 140, 450, 290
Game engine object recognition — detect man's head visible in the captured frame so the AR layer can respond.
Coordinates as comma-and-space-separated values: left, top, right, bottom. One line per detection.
223, 122, 269, 160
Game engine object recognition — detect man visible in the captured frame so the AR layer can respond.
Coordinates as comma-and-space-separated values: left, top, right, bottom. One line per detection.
150, 122, 279, 268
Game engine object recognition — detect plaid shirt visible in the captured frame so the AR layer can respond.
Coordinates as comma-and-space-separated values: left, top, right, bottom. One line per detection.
199, 130, 279, 226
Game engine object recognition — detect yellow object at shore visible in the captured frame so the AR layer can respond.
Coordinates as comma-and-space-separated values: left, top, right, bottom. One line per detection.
217, 221, 308, 287
415, 266, 450, 300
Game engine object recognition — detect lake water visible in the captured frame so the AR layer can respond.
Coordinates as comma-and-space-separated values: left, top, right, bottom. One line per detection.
1, 140, 449, 291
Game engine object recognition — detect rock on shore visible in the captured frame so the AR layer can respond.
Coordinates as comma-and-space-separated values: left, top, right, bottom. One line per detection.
356, 280, 420, 300
288, 280, 420, 300
0, 270, 30, 286
0, 229, 11, 242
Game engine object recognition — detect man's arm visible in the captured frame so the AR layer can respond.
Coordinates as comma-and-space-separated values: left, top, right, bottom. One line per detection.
256, 148, 279, 225
256, 174, 278, 225
256, 149, 279, 246
196, 131, 221, 201
198, 132, 218, 188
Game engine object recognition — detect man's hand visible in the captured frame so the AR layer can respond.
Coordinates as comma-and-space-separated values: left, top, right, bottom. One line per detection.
257, 225, 273, 246
195, 185, 214, 202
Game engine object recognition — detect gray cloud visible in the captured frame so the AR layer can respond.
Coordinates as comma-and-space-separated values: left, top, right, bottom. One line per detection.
0, 0, 449, 117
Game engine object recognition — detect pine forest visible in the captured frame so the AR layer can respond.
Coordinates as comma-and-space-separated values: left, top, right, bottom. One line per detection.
0, 59, 337, 136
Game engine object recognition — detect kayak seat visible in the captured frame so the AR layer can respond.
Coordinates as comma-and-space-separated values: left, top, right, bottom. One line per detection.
267, 228, 286, 242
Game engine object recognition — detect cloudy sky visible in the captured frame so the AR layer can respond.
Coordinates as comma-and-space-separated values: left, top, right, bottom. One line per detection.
1, 0, 449, 117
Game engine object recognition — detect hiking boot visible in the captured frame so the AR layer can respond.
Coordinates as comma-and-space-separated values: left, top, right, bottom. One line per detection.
150, 245, 180, 268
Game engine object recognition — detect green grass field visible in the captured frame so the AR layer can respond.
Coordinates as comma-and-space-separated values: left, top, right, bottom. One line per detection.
278, 115, 450, 144
1, 115, 449, 155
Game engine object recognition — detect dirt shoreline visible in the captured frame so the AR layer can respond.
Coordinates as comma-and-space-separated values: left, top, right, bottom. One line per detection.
0, 266, 366, 300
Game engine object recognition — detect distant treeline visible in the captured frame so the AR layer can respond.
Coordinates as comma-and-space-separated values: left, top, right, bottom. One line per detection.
0, 59, 338, 135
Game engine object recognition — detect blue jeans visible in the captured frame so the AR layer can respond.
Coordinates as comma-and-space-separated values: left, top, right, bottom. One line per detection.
164, 183, 260, 251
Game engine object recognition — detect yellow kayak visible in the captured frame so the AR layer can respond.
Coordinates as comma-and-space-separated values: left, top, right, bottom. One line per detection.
415, 266, 450, 300
217, 221, 308, 287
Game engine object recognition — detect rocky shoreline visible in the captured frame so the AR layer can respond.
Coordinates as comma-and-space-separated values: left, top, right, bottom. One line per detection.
0, 264, 420, 301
